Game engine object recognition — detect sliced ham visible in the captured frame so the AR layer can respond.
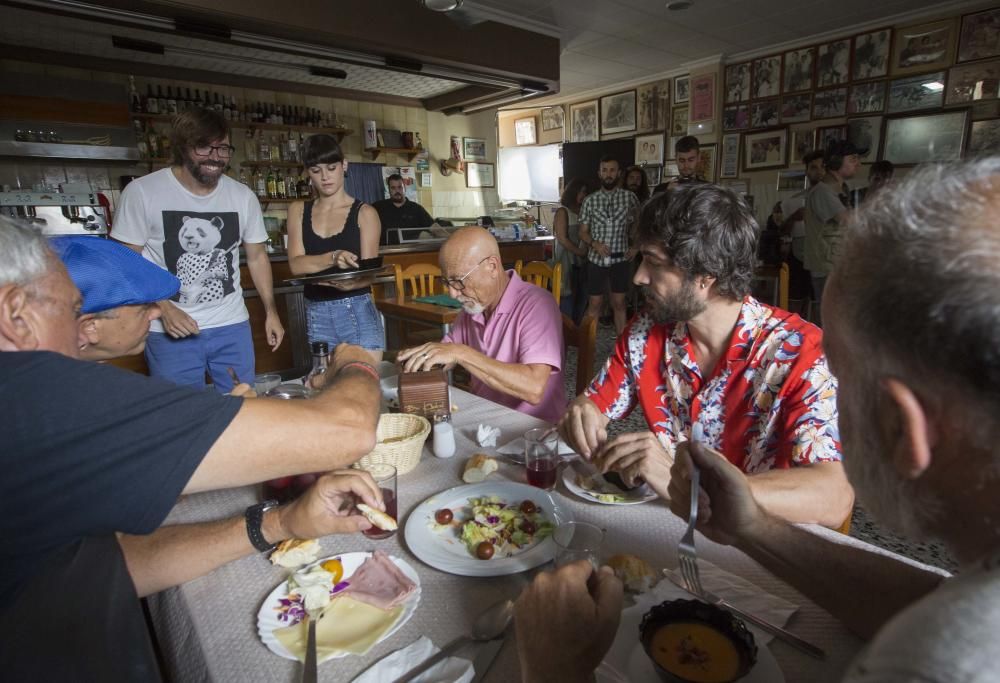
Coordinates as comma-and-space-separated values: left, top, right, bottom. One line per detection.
336, 551, 416, 610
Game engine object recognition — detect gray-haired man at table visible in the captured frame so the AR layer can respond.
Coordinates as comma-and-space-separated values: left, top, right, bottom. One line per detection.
0, 218, 385, 681
514, 159, 1000, 683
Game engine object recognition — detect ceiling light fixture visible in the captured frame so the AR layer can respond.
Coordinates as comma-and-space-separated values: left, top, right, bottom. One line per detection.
666, 0, 693, 9
421, 0, 463, 12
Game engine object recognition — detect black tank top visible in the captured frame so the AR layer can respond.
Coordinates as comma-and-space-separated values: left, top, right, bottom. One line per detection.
302, 198, 371, 301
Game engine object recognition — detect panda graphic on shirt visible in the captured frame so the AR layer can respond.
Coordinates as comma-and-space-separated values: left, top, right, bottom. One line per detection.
161, 211, 240, 305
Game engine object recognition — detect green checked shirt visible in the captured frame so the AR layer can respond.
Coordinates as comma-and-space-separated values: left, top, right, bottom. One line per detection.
579, 187, 639, 266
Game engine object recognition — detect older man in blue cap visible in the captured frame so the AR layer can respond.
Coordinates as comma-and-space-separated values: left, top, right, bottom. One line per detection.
50, 236, 180, 361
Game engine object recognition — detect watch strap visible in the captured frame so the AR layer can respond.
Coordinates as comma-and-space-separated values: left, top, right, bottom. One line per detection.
245, 500, 280, 553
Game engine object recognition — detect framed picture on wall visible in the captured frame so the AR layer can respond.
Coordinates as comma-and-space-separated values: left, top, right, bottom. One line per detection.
743, 128, 788, 171
635, 133, 665, 165
637, 80, 671, 132
812, 87, 848, 119
667, 135, 682, 159
968, 118, 1000, 154
817, 125, 847, 151
777, 169, 807, 191
697, 144, 718, 182
723, 104, 749, 131
888, 72, 945, 112
465, 162, 495, 188
848, 81, 886, 114
945, 59, 1000, 105
720, 133, 740, 179
846, 116, 882, 163
816, 39, 851, 87
514, 117, 537, 145
852, 28, 891, 80
644, 165, 663, 187
751, 99, 780, 128
783, 47, 814, 93
674, 75, 690, 104
891, 19, 956, 76
790, 127, 817, 162
752, 54, 782, 99
883, 110, 968, 165
690, 73, 717, 122
972, 100, 1000, 120
600, 90, 637, 135
540, 106, 564, 131
780, 94, 812, 123
958, 8, 1000, 63
463, 137, 487, 162
569, 100, 599, 142
725, 62, 751, 103
671, 106, 689, 135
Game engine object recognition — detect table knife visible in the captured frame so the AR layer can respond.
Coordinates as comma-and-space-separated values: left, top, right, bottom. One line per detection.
471, 638, 504, 683
302, 617, 318, 683
662, 569, 826, 660
393, 636, 468, 683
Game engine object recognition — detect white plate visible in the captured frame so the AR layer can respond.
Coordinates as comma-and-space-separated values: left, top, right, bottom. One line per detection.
404, 482, 573, 577
597, 598, 785, 683
562, 462, 657, 506
256, 551, 421, 662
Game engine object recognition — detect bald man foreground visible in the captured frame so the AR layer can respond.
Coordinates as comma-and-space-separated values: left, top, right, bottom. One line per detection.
398, 227, 566, 423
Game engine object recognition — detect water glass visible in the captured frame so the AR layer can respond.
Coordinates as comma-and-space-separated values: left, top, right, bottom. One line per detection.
253, 373, 281, 395
524, 427, 558, 490
552, 521, 605, 569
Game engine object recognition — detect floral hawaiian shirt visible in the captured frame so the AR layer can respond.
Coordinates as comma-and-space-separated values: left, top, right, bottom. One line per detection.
586, 297, 840, 472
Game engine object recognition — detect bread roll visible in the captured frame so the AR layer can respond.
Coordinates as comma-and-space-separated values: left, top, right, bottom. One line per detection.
270, 538, 320, 568
462, 454, 498, 483
356, 503, 398, 531
607, 554, 658, 593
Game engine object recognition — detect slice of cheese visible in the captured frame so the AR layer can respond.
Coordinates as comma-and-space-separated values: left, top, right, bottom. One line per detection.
273, 596, 404, 662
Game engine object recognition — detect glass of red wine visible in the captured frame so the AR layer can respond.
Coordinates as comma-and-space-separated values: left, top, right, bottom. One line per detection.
362, 463, 397, 539
524, 427, 558, 490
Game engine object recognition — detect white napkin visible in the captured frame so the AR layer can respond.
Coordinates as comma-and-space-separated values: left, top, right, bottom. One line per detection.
476, 423, 501, 448
351, 636, 474, 683
497, 436, 576, 456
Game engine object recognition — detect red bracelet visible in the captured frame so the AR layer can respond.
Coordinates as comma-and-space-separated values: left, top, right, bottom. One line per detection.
341, 361, 379, 381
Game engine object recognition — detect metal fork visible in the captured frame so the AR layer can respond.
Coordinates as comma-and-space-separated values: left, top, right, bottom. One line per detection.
677, 463, 704, 595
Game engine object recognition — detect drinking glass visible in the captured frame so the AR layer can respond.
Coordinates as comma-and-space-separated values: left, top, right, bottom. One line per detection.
524, 427, 558, 490
552, 521, 605, 569
253, 373, 281, 395
361, 463, 397, 539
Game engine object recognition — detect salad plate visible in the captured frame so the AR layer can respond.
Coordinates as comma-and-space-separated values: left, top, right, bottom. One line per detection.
256, 551, 421, 662
562, 461, 658, 506
404, 481, 573, 577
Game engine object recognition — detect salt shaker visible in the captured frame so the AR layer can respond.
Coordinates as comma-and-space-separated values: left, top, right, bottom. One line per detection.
433, 419, 456, 458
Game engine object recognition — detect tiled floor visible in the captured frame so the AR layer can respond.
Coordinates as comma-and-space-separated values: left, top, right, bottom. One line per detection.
563, 322, 957, 574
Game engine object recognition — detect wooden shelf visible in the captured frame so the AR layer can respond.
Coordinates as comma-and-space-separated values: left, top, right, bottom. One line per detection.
130, 112, 351, 138
365, 146, 422, 161
241, 161, 303, 169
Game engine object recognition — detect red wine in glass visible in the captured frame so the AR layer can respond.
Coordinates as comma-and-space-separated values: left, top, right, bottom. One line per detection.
363, 487, 397, 539
526, 460, 558, 490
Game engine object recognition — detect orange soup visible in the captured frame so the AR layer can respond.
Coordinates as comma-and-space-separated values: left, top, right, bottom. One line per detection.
649, 621, 743, 683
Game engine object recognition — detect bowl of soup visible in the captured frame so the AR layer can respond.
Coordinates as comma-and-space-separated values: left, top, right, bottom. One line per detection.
639, 599, 756, 683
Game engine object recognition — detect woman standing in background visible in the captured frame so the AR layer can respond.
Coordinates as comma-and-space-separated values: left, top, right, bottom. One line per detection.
552, 177, 591, 322
286, 134, 384, 359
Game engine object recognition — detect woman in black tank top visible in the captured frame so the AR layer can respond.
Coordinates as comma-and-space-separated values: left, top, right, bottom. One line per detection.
286, 135, 385, 357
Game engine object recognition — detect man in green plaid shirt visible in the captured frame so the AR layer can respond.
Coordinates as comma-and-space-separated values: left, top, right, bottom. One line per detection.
579, 156, 639, 333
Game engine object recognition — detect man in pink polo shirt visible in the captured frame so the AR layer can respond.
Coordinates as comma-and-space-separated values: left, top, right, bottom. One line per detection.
399, 227, 566, 423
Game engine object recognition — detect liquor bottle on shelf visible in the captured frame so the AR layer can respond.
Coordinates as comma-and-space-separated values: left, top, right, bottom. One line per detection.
297, 175, 311, 199
156, 85, 167, 114
259, 131, 271, 162
160, 132, 170, 159
147, 130, 159, 158
185, 88, 194, 111
266, 168, 277, 199
238, 168, 251, 190
276, 105, 284, 125
222, 95, 232, 120
286, 172, 299, 198
244, 128, 257, 162
287, 132, 298, 163
275, 173, 286, 199
254, 169, 267, 199
128, 76, 141, 112
166, 87, 178, 115
230, 95, 239, 121
194, 89, 204, 109
135, 121, 149, 159
270, 135, 281, 163
145, 84, 158, 114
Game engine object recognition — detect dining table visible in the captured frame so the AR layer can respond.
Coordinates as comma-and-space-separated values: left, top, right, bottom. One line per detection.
144, 387, 929, 683
375, 295, 461, 337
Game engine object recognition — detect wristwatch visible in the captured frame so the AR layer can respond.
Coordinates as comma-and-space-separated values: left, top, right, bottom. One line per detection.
245, 499, 280, 553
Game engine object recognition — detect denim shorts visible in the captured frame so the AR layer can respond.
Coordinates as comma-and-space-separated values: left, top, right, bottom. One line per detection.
306, 293, 385, 350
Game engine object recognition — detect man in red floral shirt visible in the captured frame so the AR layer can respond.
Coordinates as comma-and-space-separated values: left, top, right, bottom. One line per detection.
560, 184, 854, 528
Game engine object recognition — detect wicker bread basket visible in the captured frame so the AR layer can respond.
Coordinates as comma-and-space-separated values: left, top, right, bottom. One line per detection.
356, 413, 431, 475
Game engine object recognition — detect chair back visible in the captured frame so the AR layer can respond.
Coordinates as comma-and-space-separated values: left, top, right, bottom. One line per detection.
514, 259, 562, 303
562, 314, 597, 396
394, 263, 442, 298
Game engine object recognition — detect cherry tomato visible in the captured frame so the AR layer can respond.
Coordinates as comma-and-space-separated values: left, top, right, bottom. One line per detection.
521, 520, 537, 534
434, 508, 454, 525
320, 558, 344, 584
476, 541, 495, 560
519, 500, 537, 514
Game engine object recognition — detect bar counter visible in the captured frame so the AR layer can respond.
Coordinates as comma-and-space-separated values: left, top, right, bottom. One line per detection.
107, 236, 553, 378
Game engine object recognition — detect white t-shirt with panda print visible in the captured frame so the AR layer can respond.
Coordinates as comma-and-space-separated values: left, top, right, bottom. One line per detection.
114, 167, 267, 332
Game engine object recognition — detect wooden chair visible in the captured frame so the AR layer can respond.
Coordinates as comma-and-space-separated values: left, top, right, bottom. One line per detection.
393, 263, 442, 298
514, 259, 562, 303
563, 314, 597, 396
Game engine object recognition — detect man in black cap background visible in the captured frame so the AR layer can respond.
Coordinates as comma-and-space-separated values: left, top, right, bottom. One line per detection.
804, 139, 865, 314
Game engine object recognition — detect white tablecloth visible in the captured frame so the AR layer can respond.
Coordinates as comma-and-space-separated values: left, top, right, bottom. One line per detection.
146, 388, 896, 683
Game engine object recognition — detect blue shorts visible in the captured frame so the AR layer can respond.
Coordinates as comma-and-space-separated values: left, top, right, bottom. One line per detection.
144, 319, 254, 394
306, 293, 385, 350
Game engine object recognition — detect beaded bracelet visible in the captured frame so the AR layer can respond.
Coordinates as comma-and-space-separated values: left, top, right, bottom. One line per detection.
341, 361, 379, 381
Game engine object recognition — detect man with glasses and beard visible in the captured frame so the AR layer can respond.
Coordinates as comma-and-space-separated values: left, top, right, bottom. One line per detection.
559, 184, 853, 527
398, 227, 566, 423
114, 108, 284, 393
